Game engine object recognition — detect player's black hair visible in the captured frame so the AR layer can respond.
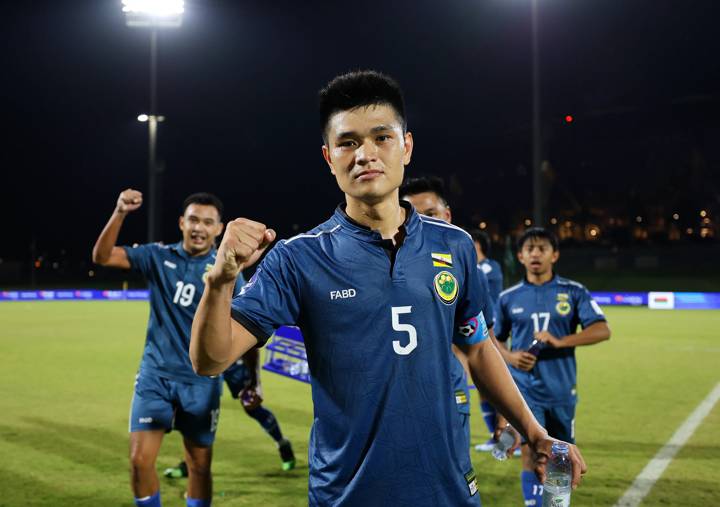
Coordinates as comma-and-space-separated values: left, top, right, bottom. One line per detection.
319, 70, 406, 142
469, 229, 491, 256
181, 192, 224, 220
399, 176, 448, 205
517, 227, 559, 251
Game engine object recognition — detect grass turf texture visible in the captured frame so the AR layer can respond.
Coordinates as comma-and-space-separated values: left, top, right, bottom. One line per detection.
0, 303, 718, 506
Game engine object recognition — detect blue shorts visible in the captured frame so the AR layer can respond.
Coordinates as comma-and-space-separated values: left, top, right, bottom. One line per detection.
524, 398, 576, 444
223, 359, 262, 399
129, 371, 223, 446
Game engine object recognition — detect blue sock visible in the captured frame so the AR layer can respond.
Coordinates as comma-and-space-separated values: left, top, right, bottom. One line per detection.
246, 405, 283, 442
521, 470, 543, 506
186, 498, 211, 507
135, 491, 161, 507
480, 400, 497, 437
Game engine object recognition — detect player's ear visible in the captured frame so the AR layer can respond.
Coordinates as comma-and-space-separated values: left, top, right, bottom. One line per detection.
321, 144, 336, 175
178, 215, 184, 232
445, 206, 452, 223
551, 249, 559, 264
402, 131, 413, 165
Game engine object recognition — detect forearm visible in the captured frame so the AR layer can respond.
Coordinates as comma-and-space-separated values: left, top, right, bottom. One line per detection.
92, 210, 125, 264
490, 335, 513, 363
464, 341, 546, 443
190, 280, 237, 375
558, 322, 610, 348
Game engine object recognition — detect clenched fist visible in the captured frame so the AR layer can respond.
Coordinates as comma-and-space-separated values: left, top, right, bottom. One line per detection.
208, 218, 276, 286
116, 189, 143, 215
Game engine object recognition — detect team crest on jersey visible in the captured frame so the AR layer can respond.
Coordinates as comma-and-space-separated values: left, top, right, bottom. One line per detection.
433, 270, 458, 304
202, 263, 213, 283
556, 301, 571, 316
431, 252, 453, 268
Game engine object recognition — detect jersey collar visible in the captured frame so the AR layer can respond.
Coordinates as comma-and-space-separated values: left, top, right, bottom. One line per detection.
333, 200, 421, 244
169, 241, 217, 261
523, 273, 558, 287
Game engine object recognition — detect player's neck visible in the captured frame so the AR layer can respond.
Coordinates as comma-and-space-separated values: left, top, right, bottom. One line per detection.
526, 270, 554, 285
182, 242, 212, 257
345, 194, 406, 242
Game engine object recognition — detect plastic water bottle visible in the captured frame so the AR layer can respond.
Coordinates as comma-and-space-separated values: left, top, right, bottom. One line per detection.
491, 425, 516, 461
527, 338, 544, 357
542, 442, 572, 506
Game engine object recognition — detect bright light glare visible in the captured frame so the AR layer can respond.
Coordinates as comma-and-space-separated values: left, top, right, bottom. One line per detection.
137, 114, 149, 122
122, 0, 184, 16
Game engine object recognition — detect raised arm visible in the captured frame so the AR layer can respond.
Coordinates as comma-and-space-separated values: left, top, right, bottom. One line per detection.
190, 218, 276, 376
91, 189, 143, 268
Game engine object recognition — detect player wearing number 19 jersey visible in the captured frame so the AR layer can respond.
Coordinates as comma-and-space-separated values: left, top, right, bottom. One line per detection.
494, 227, 610, 506
93, 191, 235, 507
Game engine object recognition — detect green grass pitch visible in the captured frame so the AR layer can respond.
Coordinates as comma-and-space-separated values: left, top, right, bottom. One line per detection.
0, 303, 718, 506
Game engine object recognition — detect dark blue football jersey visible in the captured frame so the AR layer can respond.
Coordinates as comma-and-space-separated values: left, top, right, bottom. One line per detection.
494, 275, 606, 404
231, 203, 487, 506
125, 241, 244, 384
479, 258, 503, 305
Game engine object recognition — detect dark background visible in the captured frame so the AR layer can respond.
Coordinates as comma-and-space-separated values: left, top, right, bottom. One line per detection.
3, 0, 720, 287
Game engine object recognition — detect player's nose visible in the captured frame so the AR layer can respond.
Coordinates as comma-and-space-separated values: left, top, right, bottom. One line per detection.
355, 139, 378, 163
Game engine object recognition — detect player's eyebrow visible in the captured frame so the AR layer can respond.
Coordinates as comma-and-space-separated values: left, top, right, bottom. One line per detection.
336, 124, 396, 139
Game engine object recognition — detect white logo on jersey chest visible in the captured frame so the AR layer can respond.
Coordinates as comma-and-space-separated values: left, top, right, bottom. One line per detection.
330, 289, 356, 300
511, 307, 524, 314
163, 260, 177, 269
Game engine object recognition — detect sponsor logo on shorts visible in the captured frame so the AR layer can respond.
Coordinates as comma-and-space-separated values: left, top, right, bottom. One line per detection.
464, 470, 478, 496
139, 417, 153, 424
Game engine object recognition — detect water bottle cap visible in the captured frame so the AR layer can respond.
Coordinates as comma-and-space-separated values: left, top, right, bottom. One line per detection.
551, 441, 569, 454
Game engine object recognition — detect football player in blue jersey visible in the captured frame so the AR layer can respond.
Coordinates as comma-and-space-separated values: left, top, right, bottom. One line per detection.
93, 191, 254, 507
190, 70, 587, 506
164, 347, 296, 478
399, 176, 497, 447
468, 229, 507, 453
494, 227, 610, 506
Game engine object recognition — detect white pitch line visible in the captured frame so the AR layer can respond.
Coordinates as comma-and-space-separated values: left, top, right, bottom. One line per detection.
613, 382, 720, 507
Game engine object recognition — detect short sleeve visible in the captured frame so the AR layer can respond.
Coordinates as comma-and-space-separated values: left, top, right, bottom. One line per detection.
453, 237, 490, 346
575, 285, 606, 328
494, 295, 511, 342
230, 242, 301, 347
123, 243, 156, 277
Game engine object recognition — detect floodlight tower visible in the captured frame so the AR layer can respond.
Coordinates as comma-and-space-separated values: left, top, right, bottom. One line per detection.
122, 0, 184, 242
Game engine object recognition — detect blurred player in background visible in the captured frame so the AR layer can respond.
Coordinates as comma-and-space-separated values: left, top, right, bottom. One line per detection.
467, 229, 507, 453
164, 347, 295, 478
399, 176, 496, 446
494, 227, 610, 506
190, 70, 586, 506
93, 190, 245, 507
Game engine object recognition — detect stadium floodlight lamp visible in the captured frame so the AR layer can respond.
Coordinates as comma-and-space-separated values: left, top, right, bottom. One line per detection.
137, 114, 149, 122
122, 0, 184, 28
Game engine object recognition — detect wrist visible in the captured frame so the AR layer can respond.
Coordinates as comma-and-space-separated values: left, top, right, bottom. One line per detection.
525, 424, 549, 446
206, 271, 237, 291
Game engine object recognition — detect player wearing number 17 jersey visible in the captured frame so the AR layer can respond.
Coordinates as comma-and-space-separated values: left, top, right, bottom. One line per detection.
190, 71, 588, 506
494, 227, 610, 506
93, 191, 244, 507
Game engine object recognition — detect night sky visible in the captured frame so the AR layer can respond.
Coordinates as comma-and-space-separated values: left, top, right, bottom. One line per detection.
5, 0, 720, 262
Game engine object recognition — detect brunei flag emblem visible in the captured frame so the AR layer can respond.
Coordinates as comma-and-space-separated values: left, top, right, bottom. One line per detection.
432, 253, 453, 268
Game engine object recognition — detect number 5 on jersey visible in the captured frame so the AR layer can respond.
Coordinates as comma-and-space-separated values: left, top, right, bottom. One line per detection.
391, 306, 417, 356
